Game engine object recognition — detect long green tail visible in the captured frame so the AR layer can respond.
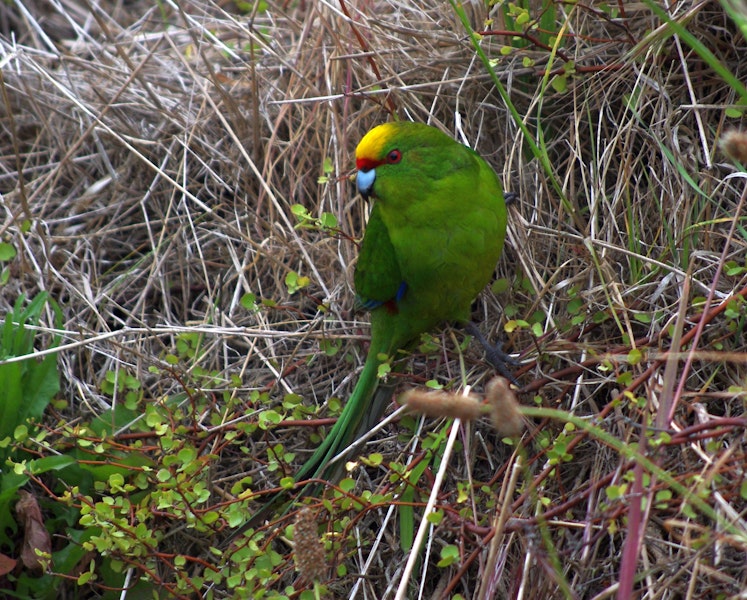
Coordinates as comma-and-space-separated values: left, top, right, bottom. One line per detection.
294, 343, 395, 485
227, 337, 399, 540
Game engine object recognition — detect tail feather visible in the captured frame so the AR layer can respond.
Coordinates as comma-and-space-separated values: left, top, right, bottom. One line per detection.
294, 350, 394, 484
225, 332, 404, 542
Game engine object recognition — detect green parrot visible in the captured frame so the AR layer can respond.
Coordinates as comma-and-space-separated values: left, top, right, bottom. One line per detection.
292, 120, 509, 487
230, 122, 510, 540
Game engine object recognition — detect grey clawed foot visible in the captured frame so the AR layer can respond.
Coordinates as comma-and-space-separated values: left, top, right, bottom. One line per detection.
464, 322, 520, 385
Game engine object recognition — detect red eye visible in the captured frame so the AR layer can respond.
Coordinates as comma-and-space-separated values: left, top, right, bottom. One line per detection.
386, 149, 402, 164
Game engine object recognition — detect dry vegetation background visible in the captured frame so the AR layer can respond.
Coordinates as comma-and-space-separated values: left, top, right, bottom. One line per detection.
1, 0, 747, 599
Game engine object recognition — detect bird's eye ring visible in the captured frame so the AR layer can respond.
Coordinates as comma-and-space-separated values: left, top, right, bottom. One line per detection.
386, 149, 402, 164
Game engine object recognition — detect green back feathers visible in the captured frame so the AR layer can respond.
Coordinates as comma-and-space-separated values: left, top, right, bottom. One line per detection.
355, 121, 507, 340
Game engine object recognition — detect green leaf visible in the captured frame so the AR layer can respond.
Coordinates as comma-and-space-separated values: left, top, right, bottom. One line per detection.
376, 361, 391, 378
0, 243, 16, 261
504, 319, 529, 333
285, 271, 310, 294
339, 478, 356, 493
567, 297, 584, 315
491, 278, 510, 294
320, 212, 338, 228
319, 338, 341, 356
627, 348, 643, 365
27, 454, 77, 474
550, 74, 567, 93
258, 410, 282, 430
240, 292, 257, 309
605, 484, 626, 500
437, 544, 460, 567
426, 510, 444, 525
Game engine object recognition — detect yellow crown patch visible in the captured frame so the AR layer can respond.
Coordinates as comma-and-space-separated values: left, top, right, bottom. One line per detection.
355, 122, 399, 160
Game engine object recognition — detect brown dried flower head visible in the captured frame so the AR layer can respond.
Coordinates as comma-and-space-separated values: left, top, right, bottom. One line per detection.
294, 507, 326, 583
399, 388, 484, 421
720, 129, 747, 165
485, 377, 524, 439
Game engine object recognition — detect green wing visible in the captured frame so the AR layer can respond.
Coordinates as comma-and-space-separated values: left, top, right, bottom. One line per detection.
354, 203, 403, 310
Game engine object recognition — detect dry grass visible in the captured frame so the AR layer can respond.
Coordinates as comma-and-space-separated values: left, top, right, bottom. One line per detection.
1, 1, 746, 598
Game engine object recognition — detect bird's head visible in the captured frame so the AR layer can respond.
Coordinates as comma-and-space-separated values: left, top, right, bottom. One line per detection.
354, 121, 475, 207
354, 122, 404, 199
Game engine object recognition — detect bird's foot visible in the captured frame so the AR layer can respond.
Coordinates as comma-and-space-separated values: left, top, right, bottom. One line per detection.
464, 322, 521, 385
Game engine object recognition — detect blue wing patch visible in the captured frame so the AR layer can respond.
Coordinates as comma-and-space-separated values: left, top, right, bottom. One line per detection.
357, 281, 407, 312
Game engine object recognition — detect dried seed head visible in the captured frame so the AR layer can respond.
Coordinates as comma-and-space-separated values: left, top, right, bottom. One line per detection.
294, 507, 326, 583
485, 377, 524, 438
720, 129, 747, 165
400, 388, 483, 421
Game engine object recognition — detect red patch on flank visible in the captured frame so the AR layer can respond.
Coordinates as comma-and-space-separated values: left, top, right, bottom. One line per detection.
384, 299, 399, 314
